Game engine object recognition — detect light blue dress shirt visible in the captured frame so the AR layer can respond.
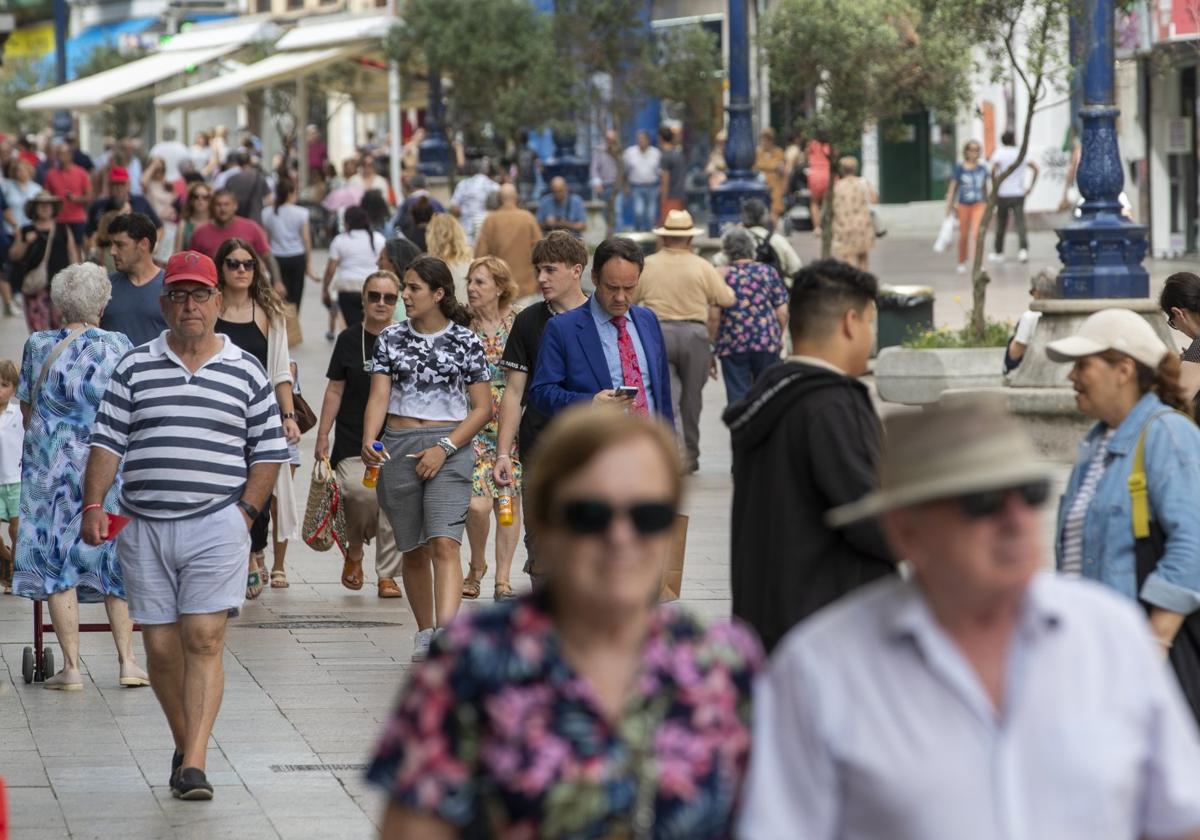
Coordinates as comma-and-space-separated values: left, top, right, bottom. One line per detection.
535, 193, 586, 231
738, 573, 1200, 840
589, 295, 656, 413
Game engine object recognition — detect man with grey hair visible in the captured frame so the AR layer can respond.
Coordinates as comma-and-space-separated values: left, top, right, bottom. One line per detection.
82, 250, 288, 800
740, 399, 1200, 839
714, 197, 802, 280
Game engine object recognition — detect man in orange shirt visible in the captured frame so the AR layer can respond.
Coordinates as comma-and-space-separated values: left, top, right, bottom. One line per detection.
474, 183, 543, 299
43, 140, 92, 246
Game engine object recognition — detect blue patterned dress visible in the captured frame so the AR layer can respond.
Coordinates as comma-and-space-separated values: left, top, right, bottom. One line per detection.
15, 327, 132, 601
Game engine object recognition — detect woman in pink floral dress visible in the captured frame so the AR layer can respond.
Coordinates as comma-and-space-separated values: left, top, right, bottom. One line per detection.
368, 406, 763, 839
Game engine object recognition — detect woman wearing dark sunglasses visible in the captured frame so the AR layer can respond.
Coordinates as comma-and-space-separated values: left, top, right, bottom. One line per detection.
175, 181, 212, 253
367, 404, 762, 839
315, 270, 405, 597
1048, 308, 1200, 721
214, 238, 302, 597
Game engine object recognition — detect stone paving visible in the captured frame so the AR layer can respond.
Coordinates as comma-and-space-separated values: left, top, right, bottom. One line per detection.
0, 232, 1195, 838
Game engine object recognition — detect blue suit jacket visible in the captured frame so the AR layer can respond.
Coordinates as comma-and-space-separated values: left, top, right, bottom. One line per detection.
528, 303, 674, 426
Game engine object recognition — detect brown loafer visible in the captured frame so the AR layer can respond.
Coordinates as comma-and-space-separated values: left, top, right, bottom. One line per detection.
377, 578, 404, 598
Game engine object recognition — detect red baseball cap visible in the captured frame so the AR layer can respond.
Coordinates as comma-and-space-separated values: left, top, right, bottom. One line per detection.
164, 251, 218, 287
109, 166, 130, 184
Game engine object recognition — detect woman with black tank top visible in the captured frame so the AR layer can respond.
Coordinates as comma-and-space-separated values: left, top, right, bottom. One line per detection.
215, 238, 302, 598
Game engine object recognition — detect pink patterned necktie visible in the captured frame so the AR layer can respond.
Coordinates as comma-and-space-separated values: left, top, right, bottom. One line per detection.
611, 315, 649, 416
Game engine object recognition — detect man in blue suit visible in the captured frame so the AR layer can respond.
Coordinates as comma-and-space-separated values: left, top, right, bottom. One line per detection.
529, 237, 674, 427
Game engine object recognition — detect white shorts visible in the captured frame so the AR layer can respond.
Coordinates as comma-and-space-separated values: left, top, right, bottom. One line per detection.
117, 503, 251, 624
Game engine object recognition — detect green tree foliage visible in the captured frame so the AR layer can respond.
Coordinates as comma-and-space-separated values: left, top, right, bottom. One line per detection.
0, 56, 51, 137
651, 25, 724, 142
762, 0, 982, 255
387, 0, 573, 148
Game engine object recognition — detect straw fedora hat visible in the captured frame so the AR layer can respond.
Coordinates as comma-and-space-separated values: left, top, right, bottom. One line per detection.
827, 397, 1052, 527
652, 209, 705, 238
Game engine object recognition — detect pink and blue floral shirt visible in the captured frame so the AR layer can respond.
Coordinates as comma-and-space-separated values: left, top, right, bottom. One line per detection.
368, 594, 763, 838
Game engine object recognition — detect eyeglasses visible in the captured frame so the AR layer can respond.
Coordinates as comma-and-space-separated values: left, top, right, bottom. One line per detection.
224, 258, 256, 272
955, 480, 1050, 520
366, 291, 399, 305
558, 499, 677, 536
162, 288, 215, 304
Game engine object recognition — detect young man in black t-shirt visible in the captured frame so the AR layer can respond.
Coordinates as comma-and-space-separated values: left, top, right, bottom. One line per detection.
494, 231, 589, 586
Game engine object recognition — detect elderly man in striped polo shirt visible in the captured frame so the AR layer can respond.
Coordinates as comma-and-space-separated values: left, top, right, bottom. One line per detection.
82, 250, 288, 801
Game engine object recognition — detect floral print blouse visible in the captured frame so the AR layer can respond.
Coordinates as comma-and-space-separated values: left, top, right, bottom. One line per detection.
715, 261, 790, 358
367, 594, 763, 838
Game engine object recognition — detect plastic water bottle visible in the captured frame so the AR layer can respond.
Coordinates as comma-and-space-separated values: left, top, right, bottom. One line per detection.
363, 442, 384, 488
497, 488, 514, 526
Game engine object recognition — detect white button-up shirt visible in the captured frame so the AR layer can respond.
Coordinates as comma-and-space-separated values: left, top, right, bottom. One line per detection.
738, 573, 1200, 840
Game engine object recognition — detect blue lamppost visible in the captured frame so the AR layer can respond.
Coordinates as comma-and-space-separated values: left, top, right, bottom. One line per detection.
1056, 0, 1148, 297
708, 0, 768, 236
418, 69, 451, 177
51, 0, 71, 138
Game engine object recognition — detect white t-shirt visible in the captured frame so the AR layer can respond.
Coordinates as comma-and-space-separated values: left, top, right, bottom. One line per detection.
149, 140, 193, 181
262, 203, 309, 257
0, 401, 24, 485
990, 145, 1031, 198
623, 145, 662, 185
1013, 310, 1041, 344
328, 230, 386, 293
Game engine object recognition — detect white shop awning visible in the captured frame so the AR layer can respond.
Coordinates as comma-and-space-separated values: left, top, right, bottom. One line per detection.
154, 46, 356, 108
18, 46, 235, 112
159, 16, 280, 53
274, 12, 394, 51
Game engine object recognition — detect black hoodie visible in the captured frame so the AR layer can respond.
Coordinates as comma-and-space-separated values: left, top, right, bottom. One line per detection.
723, 360, 895, 653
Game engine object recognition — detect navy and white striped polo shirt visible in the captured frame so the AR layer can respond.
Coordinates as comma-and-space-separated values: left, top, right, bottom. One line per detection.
91, 332, 289, 520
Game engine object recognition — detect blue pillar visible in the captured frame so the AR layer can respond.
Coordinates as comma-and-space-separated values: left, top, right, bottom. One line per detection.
707, 0, 768, 236
418, 69, 450, 177
1056, 0, 1148, 298
541, 130, 591, 200
51, 0, 71, 138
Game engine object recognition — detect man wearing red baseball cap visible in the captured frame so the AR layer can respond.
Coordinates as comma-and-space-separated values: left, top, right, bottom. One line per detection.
84, 164, 162, 252
81, 248, 288, 800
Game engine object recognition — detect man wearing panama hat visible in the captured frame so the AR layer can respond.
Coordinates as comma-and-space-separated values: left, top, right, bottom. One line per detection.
738, 398, 1200, 839
635, 209, 734, 472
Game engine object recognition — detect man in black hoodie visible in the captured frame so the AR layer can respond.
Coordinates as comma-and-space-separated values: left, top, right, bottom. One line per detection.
724, 259, 895, 653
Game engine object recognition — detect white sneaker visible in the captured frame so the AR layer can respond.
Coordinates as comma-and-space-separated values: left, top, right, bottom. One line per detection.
987, 251, 1003, 263
956, 263, 967, 275
411, 628, 435, 663
1018, 248, 1029, 262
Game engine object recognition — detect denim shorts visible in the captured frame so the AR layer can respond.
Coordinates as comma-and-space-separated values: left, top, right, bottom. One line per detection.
117, 503, 250, 624
376, 426, 473, 553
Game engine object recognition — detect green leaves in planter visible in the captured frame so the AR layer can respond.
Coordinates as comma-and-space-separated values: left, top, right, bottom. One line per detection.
901, 320, 1013, 349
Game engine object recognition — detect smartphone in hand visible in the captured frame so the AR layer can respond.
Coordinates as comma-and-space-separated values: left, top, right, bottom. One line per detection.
615, 385, 639, 399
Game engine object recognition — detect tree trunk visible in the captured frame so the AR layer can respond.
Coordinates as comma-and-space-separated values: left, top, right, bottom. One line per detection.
820, 153, 836, 259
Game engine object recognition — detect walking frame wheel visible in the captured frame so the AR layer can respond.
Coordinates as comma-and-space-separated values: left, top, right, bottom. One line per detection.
21, 646, 33, 684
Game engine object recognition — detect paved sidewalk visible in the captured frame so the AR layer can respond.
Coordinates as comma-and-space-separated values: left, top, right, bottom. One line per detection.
0, 235, 1190, 837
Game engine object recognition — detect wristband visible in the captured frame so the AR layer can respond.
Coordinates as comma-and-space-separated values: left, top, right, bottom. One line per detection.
82, 503, 103, 515
496, 453, 511, 460
236, 499, 260, 521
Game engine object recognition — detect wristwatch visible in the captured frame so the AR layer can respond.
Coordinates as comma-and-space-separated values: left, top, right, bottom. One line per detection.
436, 437, 457, 457
282, 412, 296, 420
236, 500, 260, 521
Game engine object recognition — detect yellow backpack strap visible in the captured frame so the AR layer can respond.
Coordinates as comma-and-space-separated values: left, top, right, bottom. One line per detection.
1128, 429, 1151, 540
1128, 409, 1189, 541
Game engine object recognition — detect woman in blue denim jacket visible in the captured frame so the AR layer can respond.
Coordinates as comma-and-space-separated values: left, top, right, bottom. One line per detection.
1049, 309, 1200, 655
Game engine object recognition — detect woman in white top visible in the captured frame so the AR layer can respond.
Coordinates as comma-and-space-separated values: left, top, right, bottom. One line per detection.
3, 159, 43, 234
425, 213, 473, 302
323, 206, 386, 330
262, 177, 313, 311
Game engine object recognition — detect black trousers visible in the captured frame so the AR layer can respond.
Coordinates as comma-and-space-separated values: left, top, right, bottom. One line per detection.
277, 254, 307, 311
338, 291, 364, 329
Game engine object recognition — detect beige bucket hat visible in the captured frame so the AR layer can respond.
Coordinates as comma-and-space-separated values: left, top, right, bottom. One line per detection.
827, 397, 1052, 527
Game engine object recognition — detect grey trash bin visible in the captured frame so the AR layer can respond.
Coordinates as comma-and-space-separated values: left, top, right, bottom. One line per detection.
876, 284, 935, 352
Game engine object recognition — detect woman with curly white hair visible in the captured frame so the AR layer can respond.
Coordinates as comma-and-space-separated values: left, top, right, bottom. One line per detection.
14, 262, 149, 691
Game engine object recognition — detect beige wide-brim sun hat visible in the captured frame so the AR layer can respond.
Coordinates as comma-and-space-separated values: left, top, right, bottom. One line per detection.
827, 397, 1052, 527
652, 209, 705, 238
1044, 308, 1168, 369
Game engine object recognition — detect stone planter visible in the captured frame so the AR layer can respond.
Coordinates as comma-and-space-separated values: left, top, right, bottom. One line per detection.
875, 346, 1007, 406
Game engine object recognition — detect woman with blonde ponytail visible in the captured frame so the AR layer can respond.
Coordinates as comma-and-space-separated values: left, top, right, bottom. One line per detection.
1048, 308, 1200, 722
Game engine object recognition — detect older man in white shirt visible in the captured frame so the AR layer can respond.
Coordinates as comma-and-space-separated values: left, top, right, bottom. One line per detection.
739, 399, 1200, 840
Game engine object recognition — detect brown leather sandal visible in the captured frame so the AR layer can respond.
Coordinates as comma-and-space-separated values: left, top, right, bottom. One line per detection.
494, 581, 516, 601
461, 564, 487, 599
341, 556, 364, 591
377, 578, 404, 598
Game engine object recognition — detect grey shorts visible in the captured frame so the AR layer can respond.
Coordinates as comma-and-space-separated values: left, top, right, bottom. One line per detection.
376, 426, 472, 553
116, 503, 251, 624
